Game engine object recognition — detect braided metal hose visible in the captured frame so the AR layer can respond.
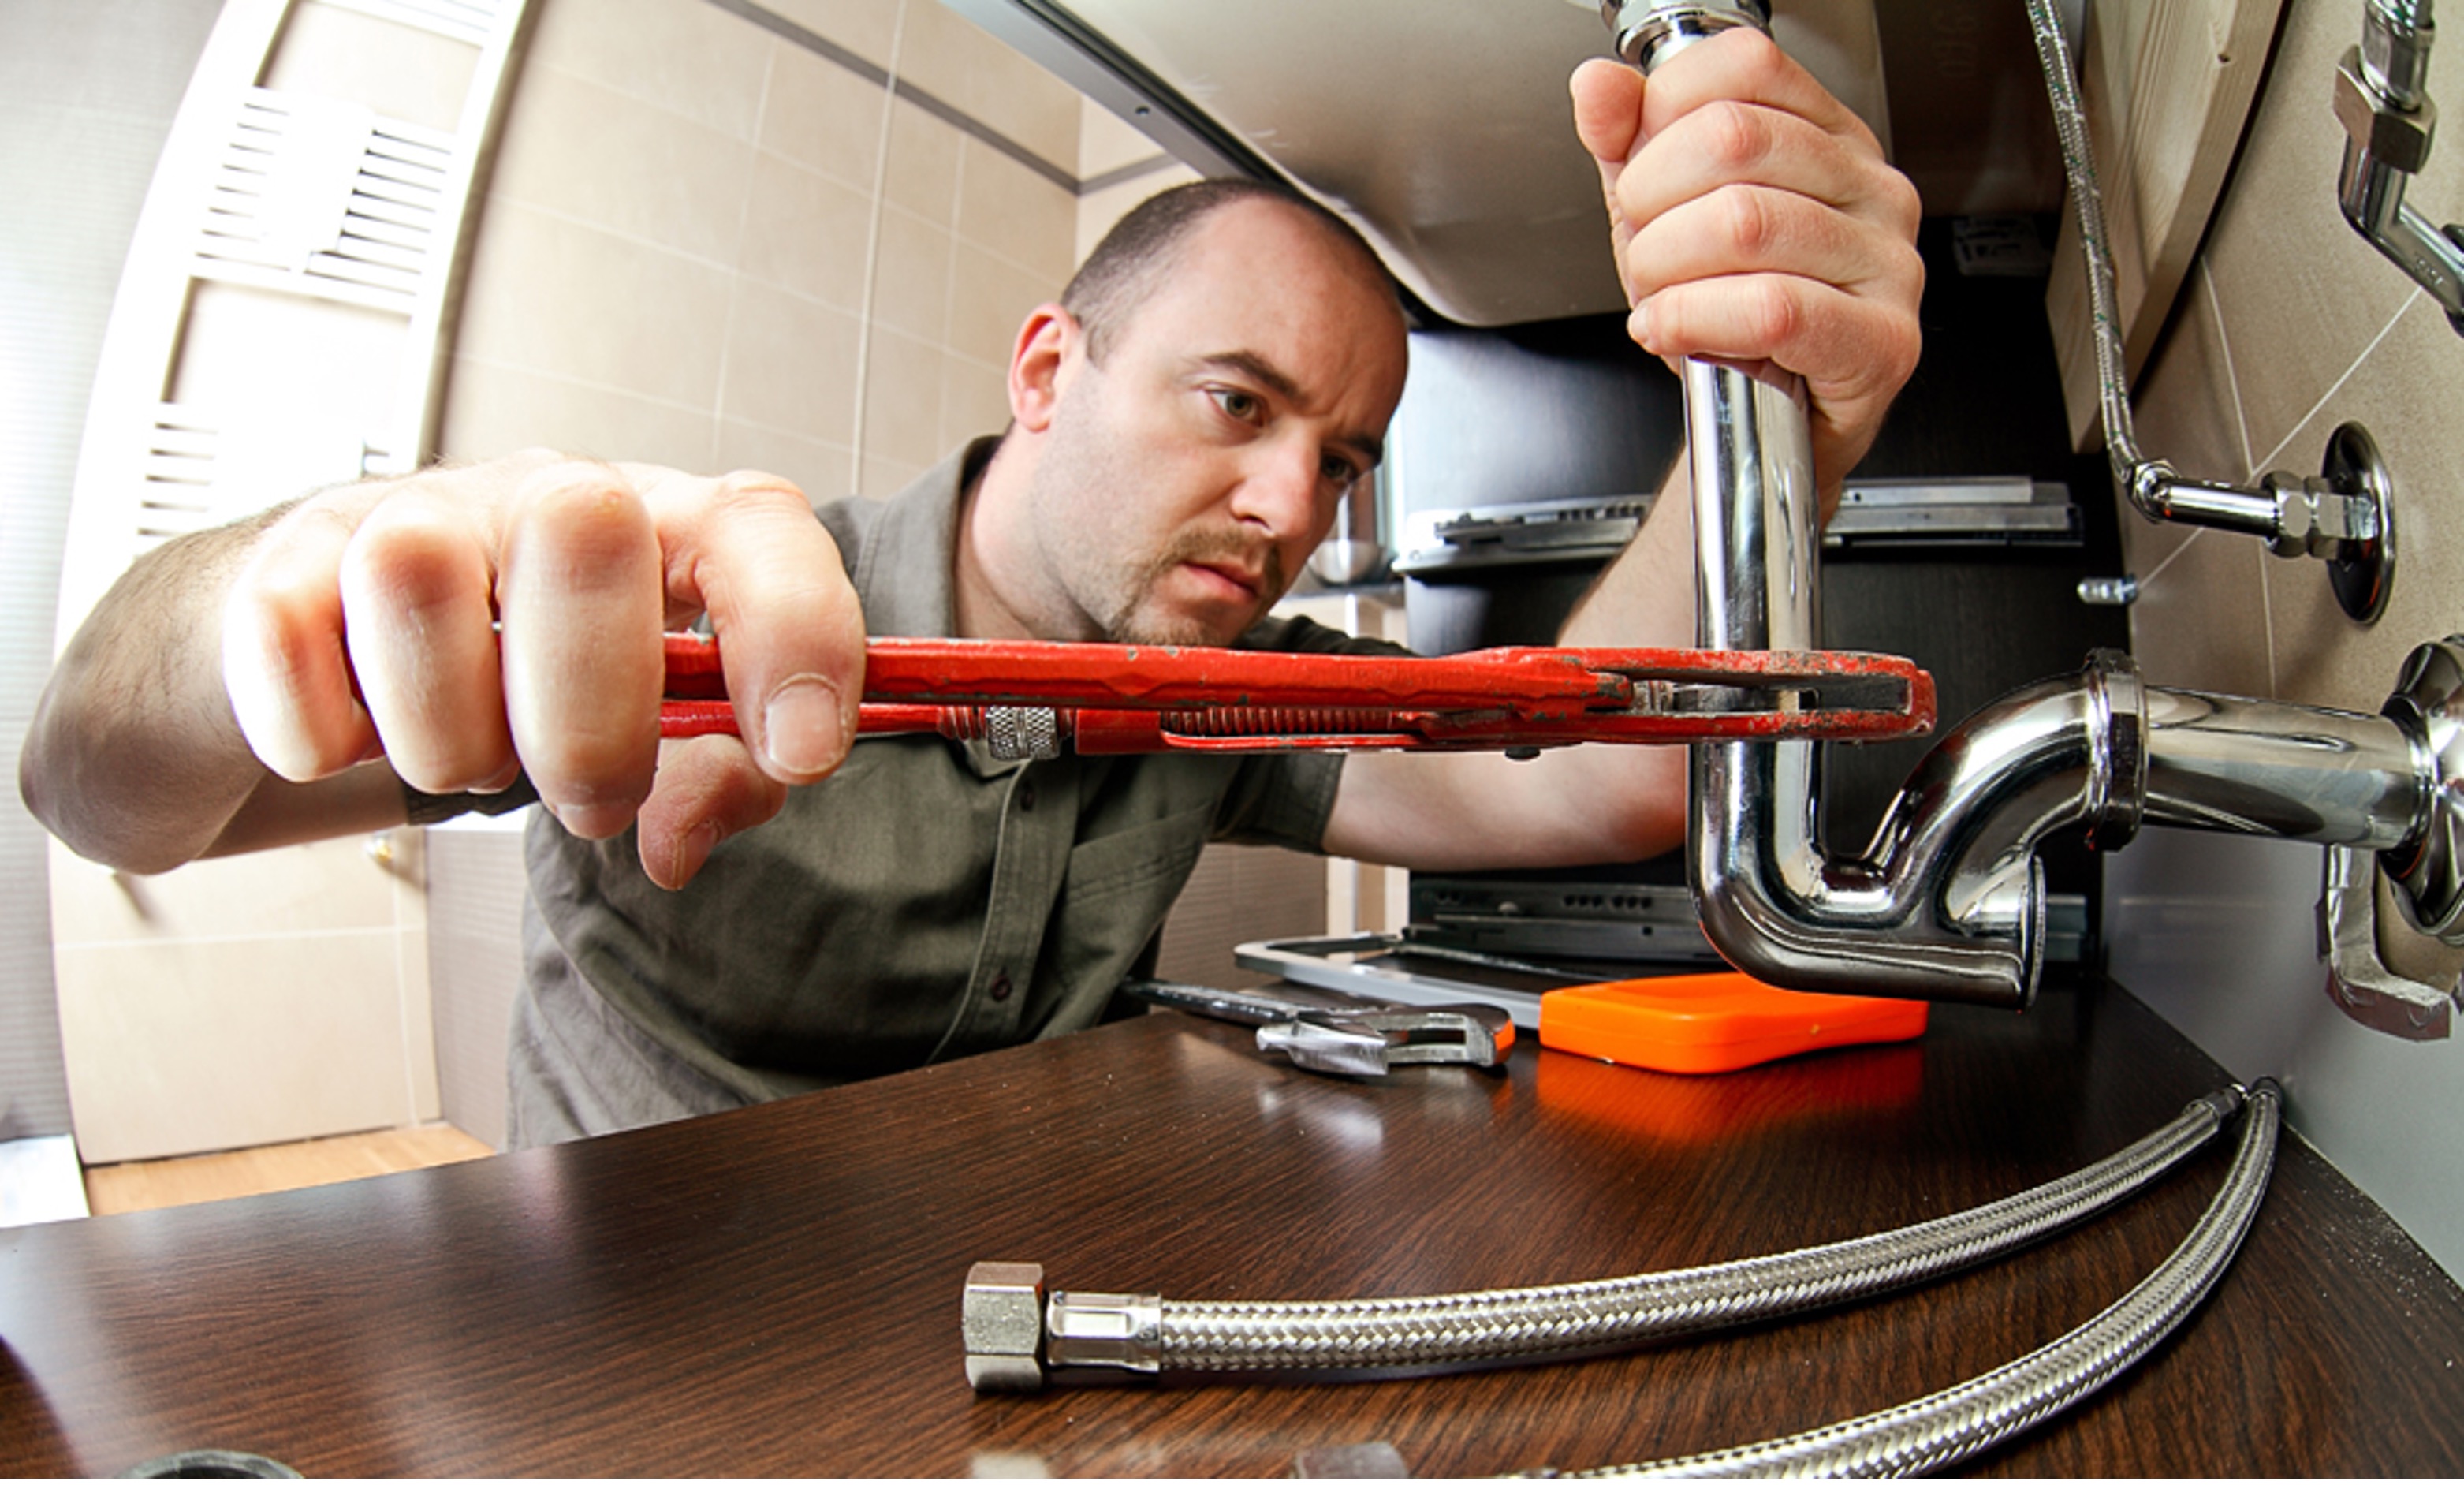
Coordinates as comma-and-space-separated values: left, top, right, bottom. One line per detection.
1154, 1088, 2238, 1373
1577, 1080, 2280, 1477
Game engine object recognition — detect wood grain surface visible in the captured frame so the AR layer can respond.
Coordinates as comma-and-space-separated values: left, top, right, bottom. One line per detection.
5, 975, 2462, 1477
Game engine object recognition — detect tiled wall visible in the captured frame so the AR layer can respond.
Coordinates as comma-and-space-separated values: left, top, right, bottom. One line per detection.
2100, 0, 2464, 1273
441, 0, 1158, 500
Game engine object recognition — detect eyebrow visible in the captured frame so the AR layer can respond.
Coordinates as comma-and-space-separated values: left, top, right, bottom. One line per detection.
1195, 351, 1386, 470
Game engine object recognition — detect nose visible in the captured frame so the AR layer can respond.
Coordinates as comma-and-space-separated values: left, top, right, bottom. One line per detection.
1229, 434, 1335, 550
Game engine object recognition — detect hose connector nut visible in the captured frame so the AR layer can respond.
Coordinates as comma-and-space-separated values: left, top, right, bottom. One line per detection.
963, 1260, 1049, 1393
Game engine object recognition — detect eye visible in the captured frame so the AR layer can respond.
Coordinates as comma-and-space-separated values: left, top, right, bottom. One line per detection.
1320, 453, 1362, 490
1208, 386, 1264, 423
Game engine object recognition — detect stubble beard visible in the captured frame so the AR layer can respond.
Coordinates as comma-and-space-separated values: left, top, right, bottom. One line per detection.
1098, 529, 1287, 647
1028, 383, 1287, 648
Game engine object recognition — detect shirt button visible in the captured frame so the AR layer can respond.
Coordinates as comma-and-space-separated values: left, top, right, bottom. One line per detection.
1017, 781, 1037, 812
989, 973, 1013, 1002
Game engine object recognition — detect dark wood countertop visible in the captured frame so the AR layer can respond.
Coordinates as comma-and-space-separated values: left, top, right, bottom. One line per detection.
6, 974, 2463, 1476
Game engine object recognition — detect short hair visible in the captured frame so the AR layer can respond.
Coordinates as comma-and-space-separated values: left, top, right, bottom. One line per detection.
1061, 178, 1399, 364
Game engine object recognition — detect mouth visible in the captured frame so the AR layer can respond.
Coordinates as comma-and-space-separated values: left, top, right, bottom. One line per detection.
1182, 558, 1264, 602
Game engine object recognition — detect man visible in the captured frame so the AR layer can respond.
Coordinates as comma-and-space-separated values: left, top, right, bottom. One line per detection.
21, 33, 1922, 1143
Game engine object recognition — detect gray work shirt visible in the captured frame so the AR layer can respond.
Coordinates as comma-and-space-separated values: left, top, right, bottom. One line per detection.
509, 438, 1377, 1146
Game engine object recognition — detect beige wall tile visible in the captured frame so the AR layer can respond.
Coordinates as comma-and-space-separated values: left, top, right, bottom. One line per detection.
736, 151, 874, 312
438, 354, 718, 470
882, 96, 961, 226
2262, 294, 2464, 715
2201, 0, 2421, 463
956, 136, 1077, 282
524, 0, 773, 142
457, 199, 733, 408
50, 837, 398, 949
760, 33, 890, 189
264, 0, 476, 134
490, 65, 756, 267
721, 278, 864, 445
759, 0, 902, 74
57, 931, 418, 1164
714, 418, 856, 501
860, 450, 926, 499
941, 350, 1012, 451
947, 238, 1062, 366
1079, 102, 1165, 181
897, 1, 1080, 173
2128, 528, 2276, 697
869, 205, 953, 341
862, 326, 948, 468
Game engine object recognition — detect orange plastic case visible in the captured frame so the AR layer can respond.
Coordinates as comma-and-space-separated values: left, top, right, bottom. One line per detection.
1538, 972, 1929, 1074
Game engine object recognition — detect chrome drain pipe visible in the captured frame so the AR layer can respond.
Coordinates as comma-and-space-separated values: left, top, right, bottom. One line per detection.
1596, 0, 2454, 1011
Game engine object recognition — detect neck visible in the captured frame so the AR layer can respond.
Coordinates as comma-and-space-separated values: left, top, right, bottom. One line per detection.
951, 432, 1038, 641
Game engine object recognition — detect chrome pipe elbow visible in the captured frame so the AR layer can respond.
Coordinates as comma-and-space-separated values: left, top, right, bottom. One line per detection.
1691, 653, 2146, 1009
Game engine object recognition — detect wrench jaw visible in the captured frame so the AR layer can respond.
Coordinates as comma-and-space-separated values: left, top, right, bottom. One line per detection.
1254, 1006, 1515, 1076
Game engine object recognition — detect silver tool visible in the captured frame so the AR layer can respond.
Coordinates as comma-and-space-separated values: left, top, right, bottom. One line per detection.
1121, 979, 1515, 1076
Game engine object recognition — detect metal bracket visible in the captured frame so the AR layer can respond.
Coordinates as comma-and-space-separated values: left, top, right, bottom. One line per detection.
2320, 844, 2460, 1040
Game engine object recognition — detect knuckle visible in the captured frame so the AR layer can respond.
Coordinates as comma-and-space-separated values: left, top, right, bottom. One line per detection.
1744, 278, 1806, 351
1698, 100, 1769, 174
1718, 185, 1780, 260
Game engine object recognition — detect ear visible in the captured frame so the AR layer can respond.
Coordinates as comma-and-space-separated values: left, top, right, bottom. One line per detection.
1007, 304, 1079, 434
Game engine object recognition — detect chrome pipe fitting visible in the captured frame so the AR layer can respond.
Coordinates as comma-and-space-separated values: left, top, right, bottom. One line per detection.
1600, 0, 1769, 71
2336, 0, 2464, 334
1693, 653, 2146, 1008
961, 1261, 1167, 1392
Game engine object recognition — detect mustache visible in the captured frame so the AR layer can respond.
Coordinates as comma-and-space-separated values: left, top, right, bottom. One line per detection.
1154, 528, 1285, 597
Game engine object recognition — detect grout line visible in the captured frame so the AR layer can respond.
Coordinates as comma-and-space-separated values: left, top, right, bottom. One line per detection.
451, 349, 718, 418
703, 0, 1087, 196
712, 42, 781, 471
2138, 524, 2201, 588
2253, 290, 2417, 476
2201, 261, 2257, 481
848, 0, 910, 497
53, 924, 408, 953
487, 152, 1067, 287
1078, 153, 1176, 195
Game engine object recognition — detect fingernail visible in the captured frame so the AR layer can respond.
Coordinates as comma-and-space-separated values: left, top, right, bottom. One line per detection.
763, 676, 847, 777
1629, 300, 1658, 353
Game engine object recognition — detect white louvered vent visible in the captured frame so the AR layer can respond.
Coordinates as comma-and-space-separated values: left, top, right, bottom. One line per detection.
195, 89, 452, 312
134, 404, 379, 552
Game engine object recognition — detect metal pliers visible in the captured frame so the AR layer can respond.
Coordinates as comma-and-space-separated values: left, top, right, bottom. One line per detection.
658, 635, 1935, 757
1123, 978, 1514, 1076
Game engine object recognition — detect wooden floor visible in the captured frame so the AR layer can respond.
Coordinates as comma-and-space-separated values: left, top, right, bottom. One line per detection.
82, 1125, 495, 1216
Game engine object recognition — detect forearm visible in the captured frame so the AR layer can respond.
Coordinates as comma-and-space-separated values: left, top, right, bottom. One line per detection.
17, 502, 393, 872
1321, 467, 1695, 871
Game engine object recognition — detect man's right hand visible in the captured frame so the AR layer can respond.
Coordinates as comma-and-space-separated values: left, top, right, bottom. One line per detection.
28, 450, 867, 890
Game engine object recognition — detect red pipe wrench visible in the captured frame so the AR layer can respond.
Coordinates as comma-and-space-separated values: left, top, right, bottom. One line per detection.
657, 635, 1933, 759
